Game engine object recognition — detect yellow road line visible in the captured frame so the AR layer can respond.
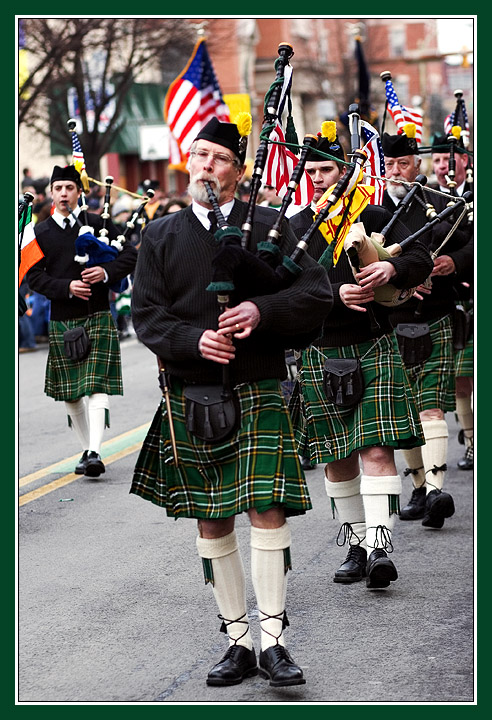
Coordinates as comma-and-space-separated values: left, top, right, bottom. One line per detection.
19, 442, 144, 506
19, 422, 150, 487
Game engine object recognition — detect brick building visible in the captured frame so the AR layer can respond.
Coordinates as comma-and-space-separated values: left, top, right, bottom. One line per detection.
18, 17, 473, 196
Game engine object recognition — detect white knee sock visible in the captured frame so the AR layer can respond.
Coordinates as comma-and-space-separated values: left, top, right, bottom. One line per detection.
401, 446, 426, 488
87, 393, 109, 455
360, 475, 402, 553
324, 472, 366, 549
421, 419, 448, 492
251, 523, 291, 651
196, 531, 252, 649
456, 396, 474, 448
65, 398, 90, 451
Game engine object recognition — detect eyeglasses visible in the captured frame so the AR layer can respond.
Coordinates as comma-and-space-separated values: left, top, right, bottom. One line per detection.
189, 149, 236, 166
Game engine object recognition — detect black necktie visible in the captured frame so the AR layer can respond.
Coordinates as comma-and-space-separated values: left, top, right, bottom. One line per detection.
207, 211, 218, 235
64, 217, 71, 230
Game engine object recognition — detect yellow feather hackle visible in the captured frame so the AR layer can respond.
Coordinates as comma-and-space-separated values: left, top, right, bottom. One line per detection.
235, 112, 252, 137
321, 121, 337, 143
403, 123, 416, 139
451, 125, 462, 140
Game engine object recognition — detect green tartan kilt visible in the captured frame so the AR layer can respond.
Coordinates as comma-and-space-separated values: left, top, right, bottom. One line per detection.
290, 333, 424, 464
130, 378, 312, 519
399, 314, 456, 412
45, 311, 123, 401
455, 333, 474, 377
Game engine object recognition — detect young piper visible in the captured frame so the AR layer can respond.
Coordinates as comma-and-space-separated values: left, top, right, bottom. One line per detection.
27, 165, 137, 477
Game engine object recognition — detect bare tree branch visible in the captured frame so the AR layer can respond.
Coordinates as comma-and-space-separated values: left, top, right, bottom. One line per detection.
19, 18, 198, 174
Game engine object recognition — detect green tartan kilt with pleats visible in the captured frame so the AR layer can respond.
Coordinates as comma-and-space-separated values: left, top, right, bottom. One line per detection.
45, 311, 123, 401
289, 333, 424, 465
130, 378, 312, 519
455, 301, 474, 377
398, 314, 456, 412
455, 334, 473, 377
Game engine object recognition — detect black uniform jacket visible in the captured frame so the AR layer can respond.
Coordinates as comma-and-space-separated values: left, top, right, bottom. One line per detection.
27, 213, 138, 321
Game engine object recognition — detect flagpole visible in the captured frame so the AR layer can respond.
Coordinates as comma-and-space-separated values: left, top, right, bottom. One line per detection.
18, 191, 34, 314
379, 71, 391, 136
67, 119, 90, 225
18, 191, 34, 258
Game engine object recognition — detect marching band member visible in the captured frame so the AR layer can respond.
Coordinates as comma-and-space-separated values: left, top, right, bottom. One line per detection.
289, 125, 432, 588
382, 129, 473, 525
27, 165, 137, 477
130, 117, 332, 687
430, 135, 474, 472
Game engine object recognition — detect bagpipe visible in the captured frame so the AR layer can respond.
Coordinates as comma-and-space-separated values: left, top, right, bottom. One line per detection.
19, 190, 34, 223
65, 119, 154, 279
205, 44, 371, 310
343, 173, 428, 308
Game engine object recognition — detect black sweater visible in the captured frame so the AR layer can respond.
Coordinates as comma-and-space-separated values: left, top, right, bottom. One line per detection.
289, 204, 434, 347
27, 214, 138, 321
131, 201, 333, 384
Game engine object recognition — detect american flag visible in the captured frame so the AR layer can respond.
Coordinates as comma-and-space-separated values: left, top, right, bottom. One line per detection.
69, 127, 90, 192
164, 38, 230, 165
444, 104, 470, 135
262, 66, 313, 207
71, 131, 86, 174
384, 78, 423, 144
360, 120, 385, 205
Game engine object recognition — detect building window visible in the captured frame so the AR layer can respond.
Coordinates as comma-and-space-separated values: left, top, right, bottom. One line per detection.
291, 19, 312, 40
390, 26, 405, 57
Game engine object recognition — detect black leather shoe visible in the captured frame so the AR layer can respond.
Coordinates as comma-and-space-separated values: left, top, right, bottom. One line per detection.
300, 456, 315, 471
399, 486, 426, 520
206, 645, 258, 686
421, 489, 455, 528
259, 645, 306, 686
333, 545, 367, 583
84, 451, 105, 478
74, 450, 89, 475
457, 446, 473, 471
366, 549, 398, 589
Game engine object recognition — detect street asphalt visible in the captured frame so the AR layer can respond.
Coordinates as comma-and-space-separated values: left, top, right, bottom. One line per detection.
17, 337, 476, 705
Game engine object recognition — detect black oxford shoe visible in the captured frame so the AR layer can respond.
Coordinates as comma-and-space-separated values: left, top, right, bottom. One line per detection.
366, 549, 398, 589
84, 451, 105, 478
457, 446, 473, 471
300, 456, 315, 471
259, 645, 306, 686
206, 645, 258, 686
74, 450, 89, 475
399, 486, 427, 520
333, 545, 367, 583
421, 489, 455, 528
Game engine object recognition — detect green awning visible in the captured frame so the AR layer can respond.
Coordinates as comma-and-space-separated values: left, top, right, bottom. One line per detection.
110, 82, 168, 154
50, 81, 168, 156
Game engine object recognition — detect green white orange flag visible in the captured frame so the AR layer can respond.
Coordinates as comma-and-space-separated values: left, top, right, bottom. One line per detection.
19, 206, 43, 286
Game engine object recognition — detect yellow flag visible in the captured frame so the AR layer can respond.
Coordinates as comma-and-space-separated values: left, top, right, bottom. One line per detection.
317, 185, 375, 265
